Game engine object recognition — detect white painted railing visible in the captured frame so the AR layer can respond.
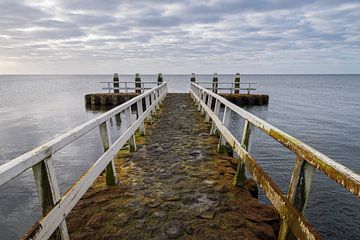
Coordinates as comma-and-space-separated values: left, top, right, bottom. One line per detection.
100, 81, 159, 93
0, 82, 167, 240
194, 81, 256, 94
190, 82, 360, 240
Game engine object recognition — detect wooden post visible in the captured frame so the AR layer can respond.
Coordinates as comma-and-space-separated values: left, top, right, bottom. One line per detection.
197, 90, 202, 112
135, 73, 141, 93
32, 158, 69, 240
200, 92, 206, 115
150, 91, 157, 116
113, 73, 119, 93
234, 120, 252, 187
210, 99, 221, 135
191, 73, 196, 82
155, 89, 160, 110
99, 120, 118, 186
204, 94, 212, 122
218, 106, 231, 153
125, 107, 137, 151
145, 94, 153, 124
278, 157, 315, 240
234, 73, 240, 94
115, 113, 121, 127
212, 73, 218, 93
157, 73, 163, 85
137, 100, 146, 136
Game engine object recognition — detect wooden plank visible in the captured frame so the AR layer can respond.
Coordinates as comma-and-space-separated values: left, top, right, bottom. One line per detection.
145, 94, 153, 124
197, 90, 202, 112
99, 120, 118, 186
125, 107, 137, 152
136, 100, 145, 136
155, 89, 160, 110
0, 83, 167, 187
234, 120, 252, 187
32, 158, 69, 240
200, 91, 205, 115
218, 106, 231, 153
210, 99, 221, 135
190, 83, 360, 197
23, 84, 167, 240
204, 95, 212, 123
150, 91, 156, 116
279, 157, 315, 240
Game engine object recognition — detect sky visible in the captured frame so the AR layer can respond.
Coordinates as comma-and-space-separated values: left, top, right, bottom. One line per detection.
0, 0, 359, 74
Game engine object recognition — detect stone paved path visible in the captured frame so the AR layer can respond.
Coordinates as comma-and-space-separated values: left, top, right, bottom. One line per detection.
67, 93, 279, 240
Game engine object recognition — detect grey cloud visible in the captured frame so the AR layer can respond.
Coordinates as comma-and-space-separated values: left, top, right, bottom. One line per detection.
0, 0, 359, 73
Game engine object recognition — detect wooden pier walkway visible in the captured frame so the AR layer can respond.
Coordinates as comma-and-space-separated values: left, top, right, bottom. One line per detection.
67, 94, 279, 240
1, 79, 359, 240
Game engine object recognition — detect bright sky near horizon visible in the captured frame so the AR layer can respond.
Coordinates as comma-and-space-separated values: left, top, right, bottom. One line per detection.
0, 0, 359, 74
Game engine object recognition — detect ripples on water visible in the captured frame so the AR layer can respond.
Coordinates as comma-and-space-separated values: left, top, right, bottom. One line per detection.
0, 74, 359, 239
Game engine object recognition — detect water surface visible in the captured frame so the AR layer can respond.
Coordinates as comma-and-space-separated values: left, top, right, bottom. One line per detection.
0, 74, 359, 239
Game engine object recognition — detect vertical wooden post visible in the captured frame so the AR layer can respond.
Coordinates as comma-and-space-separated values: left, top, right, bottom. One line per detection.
200, 92, 206, 115
157, 73, 163, 85
197, 90, 202, 112
135, 73, 141, 93
145, 94, 153, 124
32, 158, 69, 240
156, 90, 160, 110
234, 73, 240, 94
218, 106, 231, 153
151, 91, 157, 116
234, 120, 252, 187
113, 73, 119, 93
191, 73, 196, 82
204, 94, 212, 122
99, 120, 118, 186
115, 113, 121, 127
212, 73, 218, 93
210, 99, 221, 135
278, 157, 315, 240
125, 107, 137, 151
137, 100, 146, 136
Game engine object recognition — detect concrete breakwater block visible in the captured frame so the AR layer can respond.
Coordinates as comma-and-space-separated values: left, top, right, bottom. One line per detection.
220, 94, 269, 107
85, 93, 140, 106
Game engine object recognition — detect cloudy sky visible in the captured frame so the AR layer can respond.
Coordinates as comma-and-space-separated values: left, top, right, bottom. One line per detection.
0, 0, 359, 74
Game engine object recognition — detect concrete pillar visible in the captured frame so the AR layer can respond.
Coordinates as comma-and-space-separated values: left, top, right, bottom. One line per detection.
234, 73, 240, 94
190, 73, 196, 82
157, 73, 163, 85
135, 73, 141, 93
212, 73, 218, 93
113, 73, 119, 93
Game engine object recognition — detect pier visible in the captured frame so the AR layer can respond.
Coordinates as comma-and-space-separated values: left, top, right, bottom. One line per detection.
0, 76, 359, 240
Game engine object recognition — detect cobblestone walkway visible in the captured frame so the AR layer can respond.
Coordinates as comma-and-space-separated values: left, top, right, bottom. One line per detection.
67, 93, 279, 240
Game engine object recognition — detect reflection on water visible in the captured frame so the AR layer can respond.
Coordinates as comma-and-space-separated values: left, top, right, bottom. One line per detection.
0, 74, 359, 240
85, 104, 114, 113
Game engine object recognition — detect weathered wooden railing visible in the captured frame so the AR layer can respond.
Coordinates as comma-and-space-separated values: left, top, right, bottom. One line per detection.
195, 81, 256, 94
0, 82, 167, 240
100, 81, 159, 93
190, 82, 360, 240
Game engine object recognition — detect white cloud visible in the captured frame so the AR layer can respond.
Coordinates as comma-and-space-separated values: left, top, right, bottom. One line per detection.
0, 0, 359, 73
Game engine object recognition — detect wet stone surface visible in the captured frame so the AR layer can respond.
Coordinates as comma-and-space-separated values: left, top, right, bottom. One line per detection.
67, 93, 279, 240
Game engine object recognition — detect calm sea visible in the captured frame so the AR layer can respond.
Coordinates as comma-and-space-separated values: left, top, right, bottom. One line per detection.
0, 74, 359, 239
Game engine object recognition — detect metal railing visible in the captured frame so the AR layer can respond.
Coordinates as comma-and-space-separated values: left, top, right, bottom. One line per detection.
0, 83, 168, 240
100, 81, 159, 93
195, 81, 256, 94
190, 82, 360, 240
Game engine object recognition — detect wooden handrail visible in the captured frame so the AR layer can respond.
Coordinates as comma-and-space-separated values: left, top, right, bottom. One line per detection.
0, 83, 168, 240
190, 82, 360, 240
